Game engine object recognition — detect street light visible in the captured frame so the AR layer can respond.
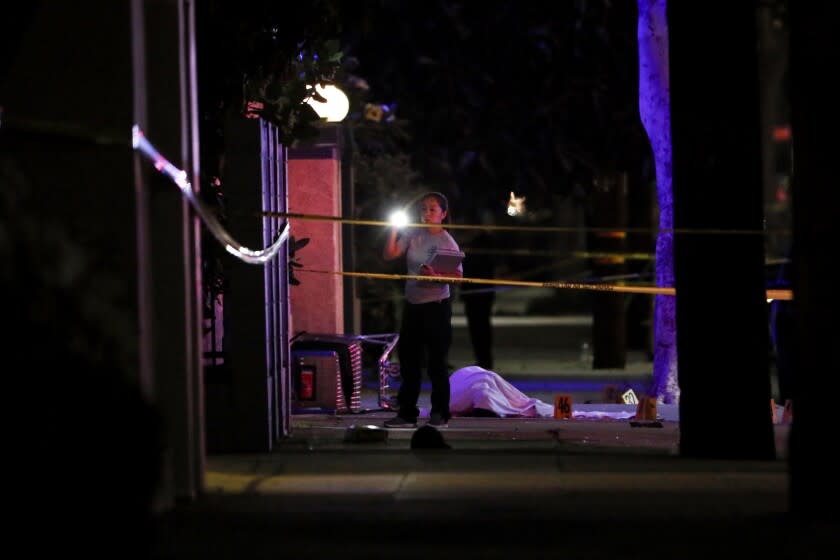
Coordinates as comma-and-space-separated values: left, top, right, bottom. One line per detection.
304, 84, 350, 122
507, 191, 526, 217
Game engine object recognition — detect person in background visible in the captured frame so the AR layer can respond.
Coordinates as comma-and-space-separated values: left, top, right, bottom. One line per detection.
382, 192, 463, 428
769, 253, 795, 405
460, 229, 496, 370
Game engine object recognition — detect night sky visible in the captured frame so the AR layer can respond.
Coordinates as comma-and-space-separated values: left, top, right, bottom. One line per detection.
198, 1, 651, 228
336, 1, 648, 223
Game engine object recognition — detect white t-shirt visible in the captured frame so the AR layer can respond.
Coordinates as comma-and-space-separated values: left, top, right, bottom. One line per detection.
397, 228, 462, 304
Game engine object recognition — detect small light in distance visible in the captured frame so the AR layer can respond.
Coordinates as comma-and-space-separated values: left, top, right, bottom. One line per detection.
507, 191, 526, 217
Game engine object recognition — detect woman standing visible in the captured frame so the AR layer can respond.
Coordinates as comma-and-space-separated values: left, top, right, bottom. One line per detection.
383, 192, 463, 428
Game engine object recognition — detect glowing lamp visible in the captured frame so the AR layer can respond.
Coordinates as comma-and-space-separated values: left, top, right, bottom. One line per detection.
304, 84, 350, 122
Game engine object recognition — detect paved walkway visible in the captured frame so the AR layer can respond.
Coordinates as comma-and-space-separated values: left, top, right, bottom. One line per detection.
150, 410, 813, 559
158, 301, 806, 558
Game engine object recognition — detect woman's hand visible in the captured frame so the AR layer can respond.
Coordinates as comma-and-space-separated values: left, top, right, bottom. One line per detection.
382, 228, 403, 261
419, 264, 462, 279
419, 263, 436, 276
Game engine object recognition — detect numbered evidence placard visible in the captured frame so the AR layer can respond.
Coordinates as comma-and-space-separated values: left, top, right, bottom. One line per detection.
554, 394, 573, 419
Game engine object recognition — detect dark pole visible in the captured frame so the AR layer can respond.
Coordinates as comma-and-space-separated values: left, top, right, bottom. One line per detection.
669, 1, 776, 459
787, 0, 840, 520
589, 170, 628, 369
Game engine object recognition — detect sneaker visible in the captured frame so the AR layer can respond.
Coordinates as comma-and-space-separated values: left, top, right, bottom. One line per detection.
428, 412, 448, 427
384, 416, 417, 428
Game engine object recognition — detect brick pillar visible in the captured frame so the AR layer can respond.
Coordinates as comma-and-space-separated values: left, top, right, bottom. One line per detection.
288, 126, 345, 336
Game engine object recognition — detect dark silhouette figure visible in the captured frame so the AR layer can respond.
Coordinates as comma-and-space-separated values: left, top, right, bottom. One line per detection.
460, 230, 496, 370
410, 425, 452, 450
769, 256, 795, 404
2, 157, 164, 559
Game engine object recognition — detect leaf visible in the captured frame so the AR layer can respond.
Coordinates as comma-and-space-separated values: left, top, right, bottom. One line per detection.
288, 235, 306, 257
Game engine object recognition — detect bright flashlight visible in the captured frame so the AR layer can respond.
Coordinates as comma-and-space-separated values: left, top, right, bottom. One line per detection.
388, 209, 409, 228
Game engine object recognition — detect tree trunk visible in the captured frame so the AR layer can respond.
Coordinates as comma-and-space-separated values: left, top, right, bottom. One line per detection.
669, 1, 775, 460
787, 1, 840, 520
637, 0, 679, 403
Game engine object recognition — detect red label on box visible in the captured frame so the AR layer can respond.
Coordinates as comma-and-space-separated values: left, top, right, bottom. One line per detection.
300, 368, 314, 400
554, 394, 573, 419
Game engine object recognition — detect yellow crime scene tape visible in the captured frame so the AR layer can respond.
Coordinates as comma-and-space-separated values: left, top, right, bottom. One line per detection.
572, 251, 655, 261
300, 269, 794, 301
271, 210, 793, 301
261, 211, 791, 237
462, 248, 656, 260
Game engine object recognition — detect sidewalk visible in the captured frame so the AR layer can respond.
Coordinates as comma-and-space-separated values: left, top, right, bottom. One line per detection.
156, 413, 801, 559
156, 302, 810, 558
160, 353, 804, 559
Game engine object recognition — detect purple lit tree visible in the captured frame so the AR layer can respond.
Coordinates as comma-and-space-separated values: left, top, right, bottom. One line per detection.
637, 0, 678, 403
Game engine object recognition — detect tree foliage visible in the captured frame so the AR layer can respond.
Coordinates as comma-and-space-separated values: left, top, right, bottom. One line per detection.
196, 1, 654, 326
197, 0, 349, 150
341, 1, 649, 224
197, 0, 650, 223
196, 0, 347, 308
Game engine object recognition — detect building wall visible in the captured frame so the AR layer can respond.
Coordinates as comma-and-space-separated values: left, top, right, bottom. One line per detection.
288, 140, 344, 336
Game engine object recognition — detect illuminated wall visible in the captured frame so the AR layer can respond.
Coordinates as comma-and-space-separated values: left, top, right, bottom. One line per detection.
288, 134, 345, 336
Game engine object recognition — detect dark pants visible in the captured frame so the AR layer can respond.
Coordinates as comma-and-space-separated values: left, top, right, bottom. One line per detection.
396, 298, 452, 421
463, 292, 494, 370
770, 299, 796, 403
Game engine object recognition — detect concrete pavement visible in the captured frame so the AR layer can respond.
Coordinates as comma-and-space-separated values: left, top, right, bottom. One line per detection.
154, 299, 812, 558
154, 413, 813, 559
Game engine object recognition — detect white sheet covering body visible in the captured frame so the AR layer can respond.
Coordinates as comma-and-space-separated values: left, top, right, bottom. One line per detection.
449, 366, 555, 418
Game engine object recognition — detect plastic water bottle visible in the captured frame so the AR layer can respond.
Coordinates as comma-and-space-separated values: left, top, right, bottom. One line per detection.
580, 341, 592, 368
